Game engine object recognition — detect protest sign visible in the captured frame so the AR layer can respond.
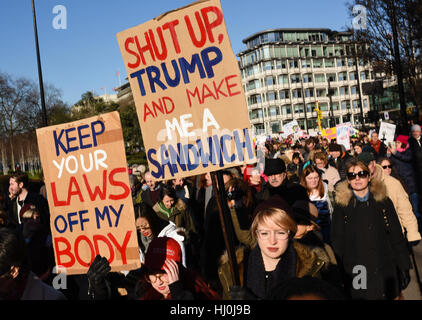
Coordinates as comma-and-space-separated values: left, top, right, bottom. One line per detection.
282, 120, 303, 138
336, 123, 351, 150
322, 127, 337, 141
379, 121, 396, 145
116, 0, 256, 181
36, 112, 141, 275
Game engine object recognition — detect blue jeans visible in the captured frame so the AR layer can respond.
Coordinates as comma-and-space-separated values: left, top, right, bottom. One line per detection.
410, 193, 421, 219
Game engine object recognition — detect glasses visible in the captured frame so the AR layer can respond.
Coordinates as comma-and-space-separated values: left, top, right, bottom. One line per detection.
347, 171, 369, 181
137, 224, 150, 231
256, 229, 290, 241
147, 273, 167, 283
382, 165, 392, 169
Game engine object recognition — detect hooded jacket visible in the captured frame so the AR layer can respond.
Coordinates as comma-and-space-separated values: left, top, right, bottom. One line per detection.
371, 164, 421, 242
332, 179, 411, 299
153, 199, 196, 237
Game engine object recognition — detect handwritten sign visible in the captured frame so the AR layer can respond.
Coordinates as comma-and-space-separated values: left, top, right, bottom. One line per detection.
116, 0, 255, 181
36, 112, 141, 275
379, 121, 396, 145
336, 123, 351, 150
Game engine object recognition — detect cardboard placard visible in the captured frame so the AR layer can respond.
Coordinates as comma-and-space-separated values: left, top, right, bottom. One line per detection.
36, 112, 141, 275
379, 121, 396, 145
322, 127, 337, 141
281, 120, 303, 139
336, 123, 352, 150
116, 0, 256, 181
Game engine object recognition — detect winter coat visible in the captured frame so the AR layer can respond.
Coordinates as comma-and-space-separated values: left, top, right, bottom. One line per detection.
153, 199, 196, 237
408, 136, 422, 193
372, 164, 421, 242
320, 165, 341, 193
138, 221, 187, 267
389, 147, 418, 195
329, 152, 353, 181
332, 179, 411, 300
245, 240, 333, 299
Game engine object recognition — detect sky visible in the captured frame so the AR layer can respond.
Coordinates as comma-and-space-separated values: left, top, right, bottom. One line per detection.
0, 0, 353, 106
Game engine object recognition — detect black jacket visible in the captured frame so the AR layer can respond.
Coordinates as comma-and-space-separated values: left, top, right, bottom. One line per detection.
389, 148, 417, 195
408, 136, 422, 193
331, 180, 411, 300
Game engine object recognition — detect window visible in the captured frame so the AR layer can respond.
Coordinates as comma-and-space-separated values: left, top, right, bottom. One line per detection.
271, 122, 281, 133
325, 59, 335, 68
303, 74, 313, 83
276, 60, 287, 69
274, 47, 287, 58
246, 80, 260, 91
302, 59, 311, 68
341, 101, 350, 110
269, 106, 280, 116
278, 75, 289, 84
337, 59, 346, 67
314, 74, 325, 83
264, 61, 274, 71
316, 89, 327, 97
248, 94, 262, 105
291, 74, 301, 84
267, 91, 278, 101
282, 105, 292, 115
349, 72, 356, 81
289, 60, 299, 69
338, 72, 348, 81
279, 90, 290, 99
351, 86, 357, 95
340, 87, 349, 95
292, 89, 302, 99
266, 76, 275, 86
306, 103, 315, 113
305, 88, 314, 98
320, 103, 329, 111
313, 59, 323, 68
332, 102, 339, 111
294, 104, 304, 113
249, 109, 263, 120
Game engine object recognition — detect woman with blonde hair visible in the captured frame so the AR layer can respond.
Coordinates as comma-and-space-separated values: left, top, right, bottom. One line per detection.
244, 197, 333, 299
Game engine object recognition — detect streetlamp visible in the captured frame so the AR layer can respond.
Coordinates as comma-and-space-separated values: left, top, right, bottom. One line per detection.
31, 0, 48, 127
327, 76, 335, 127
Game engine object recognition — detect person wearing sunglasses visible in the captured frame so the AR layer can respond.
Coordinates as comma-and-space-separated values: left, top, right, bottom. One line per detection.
331, 159, 411, 300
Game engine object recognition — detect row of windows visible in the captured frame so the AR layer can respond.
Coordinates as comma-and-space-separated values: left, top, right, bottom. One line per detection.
249, 100, 368, 119
247, 85, 362, 104
245, 32, 348, 49
242, 57, 368, 77
241, 44, 367, 67
245, 71, 369, 91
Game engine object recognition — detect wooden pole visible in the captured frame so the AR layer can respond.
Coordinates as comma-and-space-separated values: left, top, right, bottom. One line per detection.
210, 171, 240, 287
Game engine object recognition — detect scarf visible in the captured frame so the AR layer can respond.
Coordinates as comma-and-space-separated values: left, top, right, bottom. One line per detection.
246, 241, 297, 299
370, 139, 381, 153
157, 201, 175, 219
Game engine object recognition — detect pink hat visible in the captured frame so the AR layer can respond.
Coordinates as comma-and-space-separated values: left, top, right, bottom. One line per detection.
396, 135, 409, 146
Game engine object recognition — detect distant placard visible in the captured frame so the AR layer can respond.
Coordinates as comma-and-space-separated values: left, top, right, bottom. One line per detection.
36, 112, 141, 275
116, 0, 256, 181
379, 121, 396, 145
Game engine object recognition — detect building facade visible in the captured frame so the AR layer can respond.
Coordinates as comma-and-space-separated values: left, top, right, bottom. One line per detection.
237, 28, 375, 135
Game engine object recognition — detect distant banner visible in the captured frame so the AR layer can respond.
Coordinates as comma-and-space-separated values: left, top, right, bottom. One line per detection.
282, 120, 303, 138
322, 127, 337, 141
336, 123, 351, 150
116, 0, 256, 181
36, 112, 141, 275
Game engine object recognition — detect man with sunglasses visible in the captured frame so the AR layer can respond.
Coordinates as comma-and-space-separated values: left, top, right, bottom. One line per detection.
356, 152, 421, 245
331, 159, 411, 300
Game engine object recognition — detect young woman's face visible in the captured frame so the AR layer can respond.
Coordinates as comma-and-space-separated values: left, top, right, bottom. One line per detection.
354, 145, 362, 155
162, 195, 175, 209
256, 217, 290, 261
314, 158, 325, 169
380, 160, 392, 176
148, 272, 170, 298
135, 217, 152, 237
305, 172, 320, 190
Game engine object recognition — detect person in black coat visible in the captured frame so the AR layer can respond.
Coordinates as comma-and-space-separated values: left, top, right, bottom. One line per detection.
408, 125, 422, 196
331, 159, 411, 300
328, 143, 353, 181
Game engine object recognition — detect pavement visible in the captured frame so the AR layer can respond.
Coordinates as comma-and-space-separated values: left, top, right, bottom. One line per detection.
402, 242, 422, 300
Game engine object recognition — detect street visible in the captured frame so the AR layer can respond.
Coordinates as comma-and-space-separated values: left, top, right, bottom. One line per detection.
403, 242, 422, 300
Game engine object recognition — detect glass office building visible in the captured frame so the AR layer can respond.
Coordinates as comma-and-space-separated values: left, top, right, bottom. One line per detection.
237, 29, 374, 135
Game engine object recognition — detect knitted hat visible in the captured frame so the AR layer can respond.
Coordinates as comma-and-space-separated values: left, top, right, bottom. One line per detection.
264, 158, 286, 176
411, 124, 421, 132
145, 237, 182, 272
356, 152, 375, 167
396, 135, 409, 146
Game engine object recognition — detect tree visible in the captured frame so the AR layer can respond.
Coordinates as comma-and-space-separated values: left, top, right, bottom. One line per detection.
348, 0, 422, 121
0, 72, 39, 169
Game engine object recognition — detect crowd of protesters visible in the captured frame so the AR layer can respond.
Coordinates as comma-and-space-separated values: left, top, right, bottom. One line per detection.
1, 124, 422, 300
